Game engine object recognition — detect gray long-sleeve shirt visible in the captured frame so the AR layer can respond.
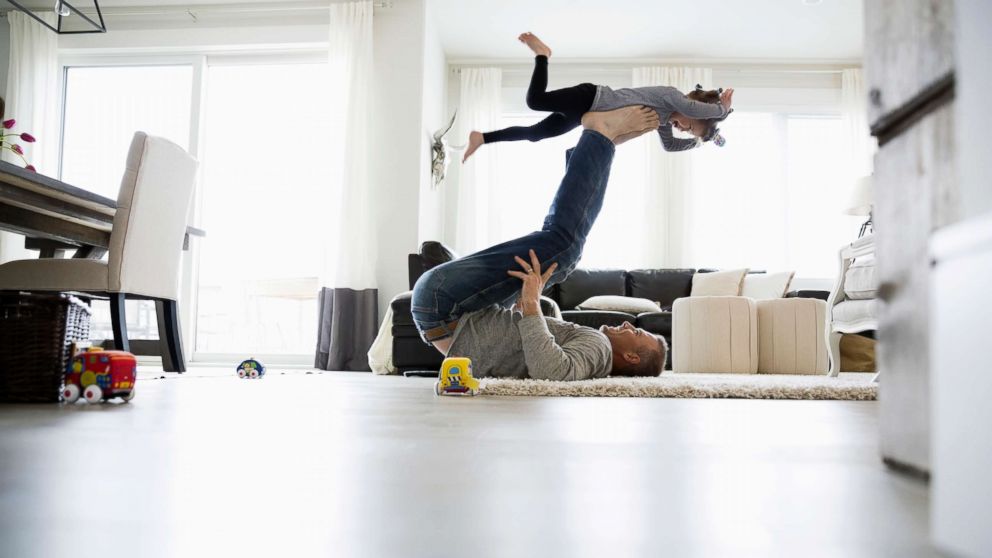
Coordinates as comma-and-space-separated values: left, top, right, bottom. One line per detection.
590, 85, 729, 151
446, 305, 613, 381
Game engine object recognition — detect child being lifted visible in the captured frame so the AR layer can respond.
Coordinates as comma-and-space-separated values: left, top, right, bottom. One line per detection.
462, 32, 735, 163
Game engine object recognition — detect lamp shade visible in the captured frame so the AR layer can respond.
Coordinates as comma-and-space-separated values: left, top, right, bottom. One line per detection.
845, 175, 873, 216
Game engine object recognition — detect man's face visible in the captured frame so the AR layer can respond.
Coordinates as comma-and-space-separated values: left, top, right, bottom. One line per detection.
599, 322, 658, 354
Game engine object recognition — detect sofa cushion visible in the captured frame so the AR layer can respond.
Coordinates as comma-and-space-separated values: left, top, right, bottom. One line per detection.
556, 269, 626, 310
627, 268, 695, 309
832, 299, 879, 328
844, 255, 877, 300
691, 268, 748, 296
560, 309, 635, 329
635, 311, 673, 336
577, 295, 661, 314
390, 292, 416, 327
741, 271, 795, 300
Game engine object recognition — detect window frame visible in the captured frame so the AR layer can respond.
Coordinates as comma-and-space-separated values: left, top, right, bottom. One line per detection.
57, 50, 328, 366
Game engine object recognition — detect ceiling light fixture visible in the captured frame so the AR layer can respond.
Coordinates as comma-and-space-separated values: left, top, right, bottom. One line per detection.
802, 0, 823, 5
4, 0, 106, 34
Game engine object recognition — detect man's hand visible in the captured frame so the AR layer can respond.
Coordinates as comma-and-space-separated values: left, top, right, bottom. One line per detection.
720, 88, 734, 111
507, 249, 557, 317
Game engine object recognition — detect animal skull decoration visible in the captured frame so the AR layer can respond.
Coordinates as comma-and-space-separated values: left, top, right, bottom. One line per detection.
430, 110, 463, 189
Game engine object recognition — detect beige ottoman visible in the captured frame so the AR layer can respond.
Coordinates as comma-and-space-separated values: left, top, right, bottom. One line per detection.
672, 296, 758, 373
756, 298, 828, 375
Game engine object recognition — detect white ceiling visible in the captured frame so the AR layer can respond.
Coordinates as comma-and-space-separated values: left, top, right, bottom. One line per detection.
430, 0, 863, 62
49, 0, 863, 62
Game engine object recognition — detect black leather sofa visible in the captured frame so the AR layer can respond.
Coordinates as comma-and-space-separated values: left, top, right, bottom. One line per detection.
391, 242, 827, 372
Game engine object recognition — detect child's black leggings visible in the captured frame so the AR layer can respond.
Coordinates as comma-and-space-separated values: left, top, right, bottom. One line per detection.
482, 56, 597, 144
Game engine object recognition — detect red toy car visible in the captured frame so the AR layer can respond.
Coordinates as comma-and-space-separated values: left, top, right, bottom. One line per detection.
63, 348, 137, 403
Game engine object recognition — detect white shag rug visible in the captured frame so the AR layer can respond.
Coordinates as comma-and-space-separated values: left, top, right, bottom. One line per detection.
478, 372, 877, 400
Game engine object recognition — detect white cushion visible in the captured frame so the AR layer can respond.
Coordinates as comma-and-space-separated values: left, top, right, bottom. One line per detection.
832, 299, 879, 329
691, 269, 748, 297
577, 295, 661, 314
844, 255, 877, 300
756, 298, 828, 375
672, 296, 758, 374
742, 271, 795, 300
0, 259, 109, 292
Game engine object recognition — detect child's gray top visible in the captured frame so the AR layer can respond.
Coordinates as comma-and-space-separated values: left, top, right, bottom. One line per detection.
447, 305, 612, 381
591, 85, 729, 151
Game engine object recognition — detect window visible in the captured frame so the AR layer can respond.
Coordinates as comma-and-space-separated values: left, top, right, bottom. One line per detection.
57, 56, 338, 361
491, 108, 860, 277
690, 112, 861, 277
194, 62, 336, 357
490, 113, 646, 270
60, 64, 195, 343
61, 65, 193, 198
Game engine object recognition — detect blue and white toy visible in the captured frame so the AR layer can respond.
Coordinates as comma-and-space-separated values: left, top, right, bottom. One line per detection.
236, 358, 266, 379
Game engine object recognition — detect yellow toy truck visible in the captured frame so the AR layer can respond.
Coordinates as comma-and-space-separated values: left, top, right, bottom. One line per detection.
434, 357, 479, 396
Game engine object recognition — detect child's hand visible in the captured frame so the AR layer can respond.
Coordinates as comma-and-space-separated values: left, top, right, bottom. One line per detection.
720, 88, 734, 111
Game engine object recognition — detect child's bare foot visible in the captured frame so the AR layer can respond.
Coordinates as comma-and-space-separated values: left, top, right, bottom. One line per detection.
518, 32, 552, 57
581, 106, 660, 144
462, 131, 484, 163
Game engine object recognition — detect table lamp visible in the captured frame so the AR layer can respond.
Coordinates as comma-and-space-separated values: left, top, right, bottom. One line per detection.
845, 175, 873, 238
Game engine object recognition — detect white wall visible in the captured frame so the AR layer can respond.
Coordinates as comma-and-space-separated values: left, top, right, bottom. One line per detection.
416, 7, 446, 244
370, 0, 430, 315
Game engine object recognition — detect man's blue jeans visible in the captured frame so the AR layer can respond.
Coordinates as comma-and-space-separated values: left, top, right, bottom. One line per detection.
411, 129, 615, 341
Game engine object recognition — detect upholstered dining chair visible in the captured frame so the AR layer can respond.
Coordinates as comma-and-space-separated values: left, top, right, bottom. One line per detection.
0, 132, 199, 372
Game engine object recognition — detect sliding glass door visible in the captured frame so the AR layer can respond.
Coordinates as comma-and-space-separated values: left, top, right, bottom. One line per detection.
57, 54, 335, 363
59, 62, 196, 343
194, 61, 335, 361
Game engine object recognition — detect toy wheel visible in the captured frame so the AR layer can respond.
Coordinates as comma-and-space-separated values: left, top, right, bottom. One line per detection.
83, 384, 103, 403
434, 381, 442, 396
250, 369, 259, 378
123, 388, 136, 402
238, 369, 246, 378
63, 384, 80, 403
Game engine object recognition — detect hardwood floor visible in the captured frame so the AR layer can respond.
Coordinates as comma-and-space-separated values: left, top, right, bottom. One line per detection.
0, 370, 931, 558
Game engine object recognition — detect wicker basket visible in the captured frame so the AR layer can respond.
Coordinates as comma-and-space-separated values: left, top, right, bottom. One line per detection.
0, 293, 91, 403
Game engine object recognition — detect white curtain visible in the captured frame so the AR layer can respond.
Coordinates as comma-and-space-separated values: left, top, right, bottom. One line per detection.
1, 11, 59, 263
454, 67, 501, 254
632, 66, 712, 267
316, 0, 377, 371
841, 69, 877, 180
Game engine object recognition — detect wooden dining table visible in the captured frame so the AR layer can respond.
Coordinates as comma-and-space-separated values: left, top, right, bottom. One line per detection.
0, 159, 205, 371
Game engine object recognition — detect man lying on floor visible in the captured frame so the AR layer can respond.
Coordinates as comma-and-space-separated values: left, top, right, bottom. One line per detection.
411, 106, 668, 381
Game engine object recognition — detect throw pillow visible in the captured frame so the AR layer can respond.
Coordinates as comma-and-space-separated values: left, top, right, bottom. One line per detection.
577, 295, 662, 314
741, 271, 795, 300
691, 269, 748, 296
844, 255, 877, 300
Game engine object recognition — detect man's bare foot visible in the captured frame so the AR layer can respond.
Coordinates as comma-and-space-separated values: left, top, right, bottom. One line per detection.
462, 131, 484, 163
613, 130, 648, 146
581, 106, 660, 144
518, 32, 552, 57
